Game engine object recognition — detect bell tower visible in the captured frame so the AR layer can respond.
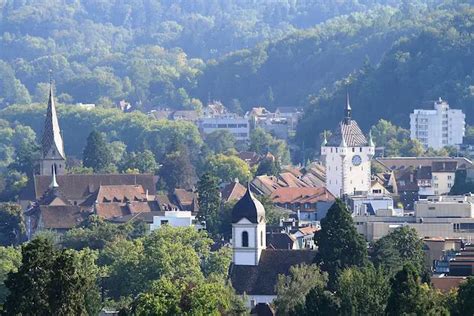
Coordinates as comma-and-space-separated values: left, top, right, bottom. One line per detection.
39, 74, 66, 176
321, 94, 374, 197
231, 186, 266, 266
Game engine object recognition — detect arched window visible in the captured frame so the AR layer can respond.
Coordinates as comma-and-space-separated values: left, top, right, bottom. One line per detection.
242, 231, 249, 247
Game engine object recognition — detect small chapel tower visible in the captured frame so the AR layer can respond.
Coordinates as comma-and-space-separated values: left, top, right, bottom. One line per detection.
39, 75, 66, 176
321, 94, 374, 197
231, 186, 266, 266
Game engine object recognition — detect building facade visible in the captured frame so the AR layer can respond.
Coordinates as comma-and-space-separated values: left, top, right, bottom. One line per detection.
199, 115, 250, 141
321, 95, 374, 197
410, 98, 465, 149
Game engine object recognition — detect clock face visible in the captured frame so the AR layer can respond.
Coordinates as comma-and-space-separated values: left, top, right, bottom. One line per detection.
352, 155, 362, 166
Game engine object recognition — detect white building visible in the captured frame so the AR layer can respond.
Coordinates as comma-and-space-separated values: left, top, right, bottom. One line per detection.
149, 210, 198, 231
199, 114, 250, 141
321, 95, 375, 197
355, 195, 474, 242
410, 98, 465, 149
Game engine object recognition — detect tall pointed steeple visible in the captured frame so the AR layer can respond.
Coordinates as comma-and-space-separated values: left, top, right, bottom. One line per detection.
39, 71, 66, 176
344, 92, 352, 124
41, 72, 65, 160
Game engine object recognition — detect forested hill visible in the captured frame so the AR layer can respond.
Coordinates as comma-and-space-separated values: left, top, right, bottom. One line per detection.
296, 4, 474, 151
0, 0, 443, 110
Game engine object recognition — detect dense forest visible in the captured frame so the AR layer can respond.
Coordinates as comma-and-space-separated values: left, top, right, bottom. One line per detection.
0, 0, 472, 154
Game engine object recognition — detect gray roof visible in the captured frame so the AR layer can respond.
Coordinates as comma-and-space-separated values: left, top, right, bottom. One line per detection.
41, 83, 65, 159
230, 249, 317, 295
326, 120, 368, 147
232, 187, 265, 224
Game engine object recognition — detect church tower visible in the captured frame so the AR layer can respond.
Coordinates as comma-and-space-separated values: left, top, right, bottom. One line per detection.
231, 186, 266, 266
39, 77, 66, 176
321, 94, 374, 197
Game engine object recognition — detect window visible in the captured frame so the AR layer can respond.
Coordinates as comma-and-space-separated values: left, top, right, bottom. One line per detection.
160, 220, 169, 225
448, 175, 452, 180
261, 231, 263, 246
352, 148, 355, 152
359, 147, 362, 152
242, 231, 249, 247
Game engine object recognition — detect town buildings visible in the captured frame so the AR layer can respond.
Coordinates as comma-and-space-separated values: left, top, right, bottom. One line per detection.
410, 98, 465, 149
321, 95, 375, 197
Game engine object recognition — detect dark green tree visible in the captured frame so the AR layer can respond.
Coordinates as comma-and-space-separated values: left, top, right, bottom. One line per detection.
120, 150, 157, 174
371, 226, 425, 275
337, 265, 390, 315
290, 286, 340, 316
314, 199, 367, 287
205, 130, 236, 154
197, 172, 221, 237
456, 277, 474, 316
385, 264, 447, 315
3, 237, 56, 315
0, 203, 25, 246
158, 143, 196, 191
255, 155, 281, 176
82, 130, 112, 173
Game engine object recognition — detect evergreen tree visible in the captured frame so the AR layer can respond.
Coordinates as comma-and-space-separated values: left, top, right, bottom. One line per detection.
3, 237, 56, 315
385, 264, 447, 315
290, 287, 340, 316
456, 277, 474, 316
314, 199, 367, 287
82, 130, 112, 172
158, 142, 196, 191
3, 237, 100, 315
197, 172, 221, 237
255, 155, 280, 176
371, 226, 425, 276
0, 203, 25, 246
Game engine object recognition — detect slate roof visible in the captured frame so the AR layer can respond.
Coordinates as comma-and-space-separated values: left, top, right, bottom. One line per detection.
232, 187, 265, 224
39, 205, 88, 229
326, 120, 368, 147
28, 174, 157, 202
41, 83, 65, 159
432, 161, 457, 172
266, 232, 296, 250
417, 166, 432, 180
376, 157, 472, 170
229, 249, 317, 295
96, 185, 147, 203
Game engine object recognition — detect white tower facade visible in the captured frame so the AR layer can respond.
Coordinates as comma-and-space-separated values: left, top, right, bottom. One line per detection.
321, 95, 374, 197
231, 187, 266, 266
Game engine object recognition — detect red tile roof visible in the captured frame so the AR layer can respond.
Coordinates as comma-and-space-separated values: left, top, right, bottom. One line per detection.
270, 187, 335, 205
221, 181, 247, 203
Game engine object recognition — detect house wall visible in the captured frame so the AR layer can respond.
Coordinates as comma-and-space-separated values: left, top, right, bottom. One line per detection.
150, 212, 195, 231
432, 172, 455, 195
321, 145, 373, 197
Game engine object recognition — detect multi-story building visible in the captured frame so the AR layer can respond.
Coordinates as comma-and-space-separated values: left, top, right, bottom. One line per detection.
321, 95, 375, 197
354, 195, 474, 242
410, 98, 465, 149
199, 114, 250, 141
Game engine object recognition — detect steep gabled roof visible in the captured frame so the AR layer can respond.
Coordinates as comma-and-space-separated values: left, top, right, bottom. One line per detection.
326, 120, 368, 147
221, 181, 246, 203
230, 249, 317, 295
41, 82, 65, 159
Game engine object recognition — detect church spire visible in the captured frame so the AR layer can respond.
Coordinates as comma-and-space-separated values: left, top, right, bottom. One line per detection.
50, 167, 59, 189
344, 92, 352, 124
41, 71, 65, 160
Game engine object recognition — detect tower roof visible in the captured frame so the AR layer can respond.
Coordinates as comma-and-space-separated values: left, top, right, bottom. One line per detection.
41, 79, 65, 159
325, 95, 368, 147
232, 186, 265, 224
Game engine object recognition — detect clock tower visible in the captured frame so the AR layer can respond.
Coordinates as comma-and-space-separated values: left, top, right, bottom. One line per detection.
321, 94, 374, 197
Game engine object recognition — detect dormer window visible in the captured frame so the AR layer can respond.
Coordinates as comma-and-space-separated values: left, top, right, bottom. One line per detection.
242, 231, 249, 247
